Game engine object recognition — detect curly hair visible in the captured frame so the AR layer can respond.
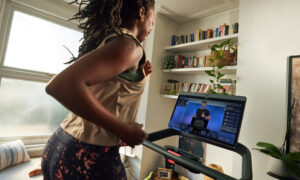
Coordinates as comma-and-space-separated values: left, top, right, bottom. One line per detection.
66, 0, 155, 64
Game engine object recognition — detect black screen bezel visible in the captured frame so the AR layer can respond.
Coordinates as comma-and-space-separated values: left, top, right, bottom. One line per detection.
168, 92, 247, 150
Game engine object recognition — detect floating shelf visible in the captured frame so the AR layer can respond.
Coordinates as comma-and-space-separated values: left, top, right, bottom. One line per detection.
165, 34, 238, 53
161, 94, 178, 99
162, 66, 237, 75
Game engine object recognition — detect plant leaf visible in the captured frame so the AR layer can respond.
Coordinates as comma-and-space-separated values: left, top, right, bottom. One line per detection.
208, 89, 217, 94
221, 39, 231, 47
217, 72, 225, 79
256, 142, 282, 156
281, 156, 300, 177
217, 65, 224, 69
283, 152, 300, 162
205, 71, 216, 77
210, 80, 214, 83
218, 84, 224, 89
253, 148, 281, 159
211, 45, 221, 51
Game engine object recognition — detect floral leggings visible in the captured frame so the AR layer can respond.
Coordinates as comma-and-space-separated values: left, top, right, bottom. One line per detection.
41, 127, 127, 180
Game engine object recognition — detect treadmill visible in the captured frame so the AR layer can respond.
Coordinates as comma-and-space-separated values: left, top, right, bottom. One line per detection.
142, 92, 252, 180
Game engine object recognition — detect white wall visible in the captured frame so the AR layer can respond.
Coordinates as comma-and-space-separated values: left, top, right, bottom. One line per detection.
233, 0, 300, 179
139, 12, 180, 179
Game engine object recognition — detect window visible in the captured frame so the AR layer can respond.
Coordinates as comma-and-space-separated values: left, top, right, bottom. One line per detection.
0, 1, 83, 144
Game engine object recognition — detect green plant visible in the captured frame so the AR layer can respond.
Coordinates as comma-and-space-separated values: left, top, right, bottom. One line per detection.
205, 39, 236, 94
210, 39, 236, 58
253, 99, 300, 178
205, 59, 227, 94
162, 55, 176, 69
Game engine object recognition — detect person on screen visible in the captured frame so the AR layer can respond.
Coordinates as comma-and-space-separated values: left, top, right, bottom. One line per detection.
190, 101, 210, 134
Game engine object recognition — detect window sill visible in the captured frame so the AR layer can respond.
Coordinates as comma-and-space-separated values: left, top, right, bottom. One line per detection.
0, 157, 42, 180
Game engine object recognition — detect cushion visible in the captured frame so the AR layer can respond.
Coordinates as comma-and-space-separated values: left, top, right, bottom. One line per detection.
0, 140, 30, 171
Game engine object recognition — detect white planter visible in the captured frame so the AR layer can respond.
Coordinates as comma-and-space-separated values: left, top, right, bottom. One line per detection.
268, 157, 295, 178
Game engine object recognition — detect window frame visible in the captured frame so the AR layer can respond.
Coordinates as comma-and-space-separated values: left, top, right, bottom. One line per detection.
0, 0, 81, 146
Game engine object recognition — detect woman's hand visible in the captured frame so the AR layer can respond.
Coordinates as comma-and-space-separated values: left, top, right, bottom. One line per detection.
118, 122, 148, 148
143, 60, 152, 76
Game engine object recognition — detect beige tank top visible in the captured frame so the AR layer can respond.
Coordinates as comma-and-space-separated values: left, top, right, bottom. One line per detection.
60, 29, 147, 146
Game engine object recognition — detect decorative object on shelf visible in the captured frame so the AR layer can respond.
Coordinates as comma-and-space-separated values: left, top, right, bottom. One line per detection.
253, 98, 300, 179
162, 55, 176, 69
209, 38, 236, 66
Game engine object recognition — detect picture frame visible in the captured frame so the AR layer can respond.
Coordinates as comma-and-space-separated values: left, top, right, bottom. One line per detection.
287, 55, 300, 153
157, 168, 172, 180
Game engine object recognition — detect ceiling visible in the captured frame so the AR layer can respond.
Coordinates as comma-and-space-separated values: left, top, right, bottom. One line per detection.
157, 0, 239, 24
61, 0, 239, 25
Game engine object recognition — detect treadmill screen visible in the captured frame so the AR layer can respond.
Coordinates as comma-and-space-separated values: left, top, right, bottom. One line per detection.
168, 93, 246, 148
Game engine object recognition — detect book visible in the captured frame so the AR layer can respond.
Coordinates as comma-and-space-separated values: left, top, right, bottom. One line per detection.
200, 84, 207, 93
225, 25, 229, 35
208, 29, 214, 39
233, 23, 239, 33
190, 83, 197, 92
204, 84, 210, 93
220, 78, 233, 84
198, 29, 203, 41
198, 56, 205, 67
205, 56, 210, 67
193, 56, 198, 67
196, 84, 202, 92
171, 35, 176, 46
215, 28, 219, 37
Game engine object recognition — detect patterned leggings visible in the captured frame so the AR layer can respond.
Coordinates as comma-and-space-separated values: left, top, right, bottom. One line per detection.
41, 128, 127, 180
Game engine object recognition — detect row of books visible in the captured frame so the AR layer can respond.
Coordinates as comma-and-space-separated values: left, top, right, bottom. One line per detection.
162, 79, 236, 95
171, 23, 239, 46
174, 55, 208, 68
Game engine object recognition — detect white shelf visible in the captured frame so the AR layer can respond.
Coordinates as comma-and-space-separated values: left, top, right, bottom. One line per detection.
165, 34, 238, 53
162, 66, 237, 75
161, 94, 178, 99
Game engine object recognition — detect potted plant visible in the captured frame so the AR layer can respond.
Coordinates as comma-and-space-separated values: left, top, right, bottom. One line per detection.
162, 55, 176, 69
253, 99, 300, 178
205, 58, 227, 94
210, 39, 236, 66
205, 38, 237, 94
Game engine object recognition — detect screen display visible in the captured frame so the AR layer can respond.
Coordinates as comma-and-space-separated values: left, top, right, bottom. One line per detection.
168, 94, 245, 148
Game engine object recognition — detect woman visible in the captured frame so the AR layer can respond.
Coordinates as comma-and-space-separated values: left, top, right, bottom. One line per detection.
41, 0, 155, 179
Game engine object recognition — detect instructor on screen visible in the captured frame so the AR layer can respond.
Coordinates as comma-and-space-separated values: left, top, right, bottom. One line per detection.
190, 101, 210, 134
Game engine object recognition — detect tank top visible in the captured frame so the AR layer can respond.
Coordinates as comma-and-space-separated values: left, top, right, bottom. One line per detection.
60, 28, 147, 146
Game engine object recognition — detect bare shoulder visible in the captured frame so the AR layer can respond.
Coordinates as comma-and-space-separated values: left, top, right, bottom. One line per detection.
100, 35, 143, 67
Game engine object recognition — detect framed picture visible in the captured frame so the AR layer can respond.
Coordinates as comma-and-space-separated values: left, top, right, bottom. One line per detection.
157, 168, 172, 180
287, 55, 300, 153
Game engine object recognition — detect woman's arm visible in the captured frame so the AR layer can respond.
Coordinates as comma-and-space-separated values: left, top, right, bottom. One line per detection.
46, 36, 147, 147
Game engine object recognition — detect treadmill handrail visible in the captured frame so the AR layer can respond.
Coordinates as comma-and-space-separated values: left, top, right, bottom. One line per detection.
143, 128, 252, 180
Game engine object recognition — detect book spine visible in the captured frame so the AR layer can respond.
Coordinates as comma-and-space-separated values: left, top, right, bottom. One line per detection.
171, 35, 176, 46
225, 25, 229, 35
